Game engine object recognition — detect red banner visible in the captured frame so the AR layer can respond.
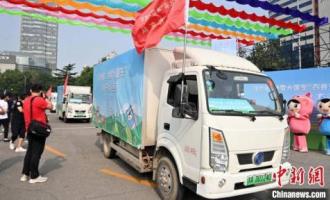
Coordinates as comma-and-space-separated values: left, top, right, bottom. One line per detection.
64, 75, 68, 96
132, 0, 186, 53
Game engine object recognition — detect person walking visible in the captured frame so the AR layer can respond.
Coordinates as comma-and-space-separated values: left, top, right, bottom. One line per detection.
9, 94, 27, 152
21, 84, 52, 183
0, 94, 10, 142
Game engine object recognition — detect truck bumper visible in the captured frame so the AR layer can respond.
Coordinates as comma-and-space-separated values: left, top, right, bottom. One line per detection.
196, 162, 292, 199
66, 113, 91, 119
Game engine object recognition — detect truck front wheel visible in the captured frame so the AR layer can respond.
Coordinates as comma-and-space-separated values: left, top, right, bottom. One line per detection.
156, 156, 184, 200
102, 134, 116, 159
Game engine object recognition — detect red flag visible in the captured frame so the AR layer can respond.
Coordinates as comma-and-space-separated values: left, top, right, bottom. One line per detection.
132, 0, 186, 54
46, 86, 52, 98
63, 74, 68, 96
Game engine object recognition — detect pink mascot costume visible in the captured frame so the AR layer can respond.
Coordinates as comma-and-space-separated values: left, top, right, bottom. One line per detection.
287, 93, 314, 152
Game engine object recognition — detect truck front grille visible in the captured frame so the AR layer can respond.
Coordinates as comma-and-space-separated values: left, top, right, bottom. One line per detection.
75, 110, 86, 114
237, 151, 274, 165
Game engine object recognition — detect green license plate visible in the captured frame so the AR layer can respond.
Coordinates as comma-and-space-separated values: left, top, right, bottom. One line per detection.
244, 173, 273, 186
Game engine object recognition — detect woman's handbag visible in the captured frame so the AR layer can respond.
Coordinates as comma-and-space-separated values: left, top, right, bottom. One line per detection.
27, 96, 51, 138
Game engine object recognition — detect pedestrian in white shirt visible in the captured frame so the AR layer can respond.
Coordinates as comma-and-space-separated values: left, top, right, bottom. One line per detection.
0, 94, 10, 142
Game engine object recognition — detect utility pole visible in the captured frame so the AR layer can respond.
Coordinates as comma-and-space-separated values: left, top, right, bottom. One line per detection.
297, 0, 302, 69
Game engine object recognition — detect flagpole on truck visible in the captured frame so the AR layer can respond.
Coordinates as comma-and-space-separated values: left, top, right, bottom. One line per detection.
180, 0, 190, 109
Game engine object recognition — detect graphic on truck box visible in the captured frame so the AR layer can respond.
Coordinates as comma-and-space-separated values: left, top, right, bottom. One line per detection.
93, 50, 144, 148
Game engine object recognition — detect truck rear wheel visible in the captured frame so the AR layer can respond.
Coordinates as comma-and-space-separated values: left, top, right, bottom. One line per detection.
102, 134, 116, 159
156, 156, 184, 200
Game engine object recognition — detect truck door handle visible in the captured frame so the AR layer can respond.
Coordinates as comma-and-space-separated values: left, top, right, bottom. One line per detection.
164, 123, 170, 130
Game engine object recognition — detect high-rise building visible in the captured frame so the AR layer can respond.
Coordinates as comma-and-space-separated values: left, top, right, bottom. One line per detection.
20, 16, 58, 70
269, 0, 316, 68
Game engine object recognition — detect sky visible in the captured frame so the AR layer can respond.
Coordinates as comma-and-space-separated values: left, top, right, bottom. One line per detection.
0, 0, 267, 74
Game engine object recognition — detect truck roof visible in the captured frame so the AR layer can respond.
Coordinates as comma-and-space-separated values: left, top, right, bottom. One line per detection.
173, 47, 261, 73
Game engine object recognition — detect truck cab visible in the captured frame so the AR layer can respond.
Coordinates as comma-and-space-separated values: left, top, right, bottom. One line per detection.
153, 48, 292, 199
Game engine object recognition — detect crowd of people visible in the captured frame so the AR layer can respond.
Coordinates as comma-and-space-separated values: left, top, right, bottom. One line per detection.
0, 84, 53, 184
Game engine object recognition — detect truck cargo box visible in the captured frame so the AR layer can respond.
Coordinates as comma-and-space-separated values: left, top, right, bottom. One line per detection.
93, 48, 174, 149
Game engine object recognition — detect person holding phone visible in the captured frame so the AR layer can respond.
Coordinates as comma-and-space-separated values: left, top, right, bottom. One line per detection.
21, 84, 53, 183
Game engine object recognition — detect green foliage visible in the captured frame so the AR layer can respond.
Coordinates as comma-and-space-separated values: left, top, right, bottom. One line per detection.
0, 64, 94, 95
0, 70, 25, 94
0, 69, 56, 95
246, 40, 286, 71
74, 66, 93, 87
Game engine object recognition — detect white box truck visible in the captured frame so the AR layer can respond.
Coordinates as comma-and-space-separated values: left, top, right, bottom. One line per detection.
50, 92, 57, 113
57, 85, 92, 122
93, 47, 292, 199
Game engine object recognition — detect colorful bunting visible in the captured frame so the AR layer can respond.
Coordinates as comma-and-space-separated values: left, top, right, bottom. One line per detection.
6, 0, 135, 24
0, 0, 327, 47
0, 1, 133, 28
40, 0, 136, 18
0, 7, 210, 46
189, 17, 278, 39
226, 0, 328, 25
74, 0, 141, 12
122, 0, 149, 8
189, 0, 306, 32
189, 10, 293, 36
188, 24, 267, 42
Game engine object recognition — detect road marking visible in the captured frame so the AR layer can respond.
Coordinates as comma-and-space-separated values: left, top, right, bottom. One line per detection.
45, 145, 66, 158
52, 127, 95, 130
100, 168, 156, 188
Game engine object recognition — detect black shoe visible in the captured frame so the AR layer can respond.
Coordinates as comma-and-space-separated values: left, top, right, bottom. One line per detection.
3, 138, 10, 142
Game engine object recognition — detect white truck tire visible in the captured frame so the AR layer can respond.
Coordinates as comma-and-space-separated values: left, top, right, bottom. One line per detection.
102, 134, 116, 159
156, 156, 184, 200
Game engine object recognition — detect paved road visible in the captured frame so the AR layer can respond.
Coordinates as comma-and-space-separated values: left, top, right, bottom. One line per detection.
0, 114, 329, 200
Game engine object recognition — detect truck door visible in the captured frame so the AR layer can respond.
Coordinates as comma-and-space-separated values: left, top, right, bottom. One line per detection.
160, 73, 202, 183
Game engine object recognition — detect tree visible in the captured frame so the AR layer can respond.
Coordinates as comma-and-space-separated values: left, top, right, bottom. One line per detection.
54, 63, 77, 85
74, 66, 93, 87
0, 70, 25, 94
0, 69, 56, 95
246, 40, 286, 71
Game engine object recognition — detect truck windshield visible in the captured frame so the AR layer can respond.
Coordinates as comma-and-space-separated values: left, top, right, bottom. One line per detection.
203, 69, 283, 116
69, 94, 91, 104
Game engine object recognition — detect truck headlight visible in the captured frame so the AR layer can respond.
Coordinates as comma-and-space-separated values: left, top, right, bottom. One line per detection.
281, 127, 290, 163
210, 128, 229, 172
88, 107, 92, 113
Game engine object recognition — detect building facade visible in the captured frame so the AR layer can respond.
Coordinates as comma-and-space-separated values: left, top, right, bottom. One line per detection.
269, 0, 316, 68
20, 16, 58, 70
0, 54, 16, 73
0, 51, 50, 73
